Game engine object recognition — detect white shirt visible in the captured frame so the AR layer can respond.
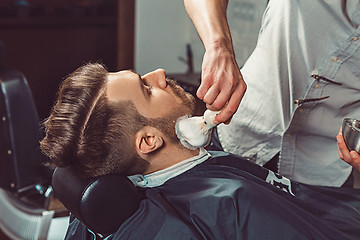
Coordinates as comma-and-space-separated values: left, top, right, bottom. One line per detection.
128, 149, 210, 188
218, 0, 360, 186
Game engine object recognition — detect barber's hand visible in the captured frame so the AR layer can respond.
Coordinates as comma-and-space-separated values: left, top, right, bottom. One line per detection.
197, 43, 247, 125
336, 128, 360, 171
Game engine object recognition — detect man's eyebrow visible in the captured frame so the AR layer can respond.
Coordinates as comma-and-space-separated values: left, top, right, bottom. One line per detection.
132, 71, 149, 98
128, 69, 143, 81
127, 69, 149, 97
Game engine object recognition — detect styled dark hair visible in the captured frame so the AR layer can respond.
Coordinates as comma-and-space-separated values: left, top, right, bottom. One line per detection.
41, 63, 149, 178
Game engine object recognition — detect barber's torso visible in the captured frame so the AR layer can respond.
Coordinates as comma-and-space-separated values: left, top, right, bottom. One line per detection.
218, 0, 360, 186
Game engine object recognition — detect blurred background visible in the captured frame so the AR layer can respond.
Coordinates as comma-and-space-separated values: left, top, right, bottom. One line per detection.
0, 0, 266, 121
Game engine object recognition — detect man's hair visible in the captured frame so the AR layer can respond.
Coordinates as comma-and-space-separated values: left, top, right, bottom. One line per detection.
41, 63, 150, 178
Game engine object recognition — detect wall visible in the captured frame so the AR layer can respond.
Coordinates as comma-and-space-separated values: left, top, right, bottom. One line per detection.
0, 18, 117, 121
135, 0, 267, 75
0, 1, 121, 121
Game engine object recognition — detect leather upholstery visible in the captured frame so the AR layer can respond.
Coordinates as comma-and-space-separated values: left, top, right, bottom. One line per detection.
0, 68, 50, 193
52, 167, 141, 236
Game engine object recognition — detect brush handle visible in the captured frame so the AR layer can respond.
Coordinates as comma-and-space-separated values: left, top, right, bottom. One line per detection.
203, 110, 220, 128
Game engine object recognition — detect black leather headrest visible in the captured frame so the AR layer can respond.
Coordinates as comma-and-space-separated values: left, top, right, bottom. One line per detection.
52, 168, 141, 237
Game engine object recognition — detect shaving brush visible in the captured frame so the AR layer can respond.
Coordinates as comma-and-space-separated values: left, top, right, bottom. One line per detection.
175, 110, 220, 150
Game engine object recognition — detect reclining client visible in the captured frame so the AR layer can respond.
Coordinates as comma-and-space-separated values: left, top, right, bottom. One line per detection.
41, 63, 360, 240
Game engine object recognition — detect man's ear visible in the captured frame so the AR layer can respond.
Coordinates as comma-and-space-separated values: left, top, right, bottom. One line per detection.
135, 126, 164, 155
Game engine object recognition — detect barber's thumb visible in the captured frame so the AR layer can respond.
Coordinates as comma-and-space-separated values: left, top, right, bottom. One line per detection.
351, 151, 358, 159
196, 87, 206, 100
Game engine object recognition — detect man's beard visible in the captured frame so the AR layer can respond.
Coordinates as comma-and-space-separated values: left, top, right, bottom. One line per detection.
148, 78, 196, 144
166, 77, 196, 113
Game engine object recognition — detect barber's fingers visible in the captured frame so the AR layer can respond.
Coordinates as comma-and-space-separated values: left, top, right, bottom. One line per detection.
344, 148, 360, 171
203, 82, 231, 109
197, 76, 212, 100
336, 128, 360, 171
204, 79, 246, 124
198, 72, 232, 110
336, 133, 346, 160
350, 151, 360, 171
200, 67, 247, 123
203, 85, 221, 106
214, 81, 246, 124
337, 128, 349, 160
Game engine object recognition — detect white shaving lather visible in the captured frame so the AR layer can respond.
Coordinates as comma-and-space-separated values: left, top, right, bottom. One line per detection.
175, 110, 220, 150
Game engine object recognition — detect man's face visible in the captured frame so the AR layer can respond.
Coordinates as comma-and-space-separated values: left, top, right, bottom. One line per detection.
106, 68, 195, 120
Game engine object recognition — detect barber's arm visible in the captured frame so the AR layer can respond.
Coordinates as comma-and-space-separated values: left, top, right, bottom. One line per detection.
184, 0, 247, 124
336, 128, 360, 171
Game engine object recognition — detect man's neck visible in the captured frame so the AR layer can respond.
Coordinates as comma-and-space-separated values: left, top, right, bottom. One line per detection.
144, 144, 199, 174
128, 148, 210, 188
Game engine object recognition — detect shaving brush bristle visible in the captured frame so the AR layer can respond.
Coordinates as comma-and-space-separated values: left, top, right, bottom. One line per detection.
175, 110, 220, 150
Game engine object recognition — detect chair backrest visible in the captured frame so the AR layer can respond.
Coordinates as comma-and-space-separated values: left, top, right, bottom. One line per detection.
0, 188, 55, 240
52, 167, 141, 237
0, 68, 50, 194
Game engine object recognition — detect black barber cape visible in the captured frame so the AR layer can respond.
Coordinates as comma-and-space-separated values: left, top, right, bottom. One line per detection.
65, 151, 360, 240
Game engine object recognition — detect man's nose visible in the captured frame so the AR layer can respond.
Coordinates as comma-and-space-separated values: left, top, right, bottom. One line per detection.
142, 69, 167, 89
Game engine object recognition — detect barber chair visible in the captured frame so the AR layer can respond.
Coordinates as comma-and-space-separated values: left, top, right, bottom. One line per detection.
52, 168, 141, 239
0, 42, 68, 239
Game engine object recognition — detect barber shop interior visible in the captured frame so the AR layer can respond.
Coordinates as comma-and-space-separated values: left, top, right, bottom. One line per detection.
1, 0, 360, 239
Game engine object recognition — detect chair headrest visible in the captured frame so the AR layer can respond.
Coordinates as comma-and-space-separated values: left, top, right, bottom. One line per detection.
52, 168, 141, 237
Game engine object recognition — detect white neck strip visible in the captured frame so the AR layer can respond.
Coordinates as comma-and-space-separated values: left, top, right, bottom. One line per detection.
128, 149, 210, 188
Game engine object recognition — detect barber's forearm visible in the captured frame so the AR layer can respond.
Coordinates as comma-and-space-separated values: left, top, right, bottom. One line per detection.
184, 0, 246, 124
184, 0, 233, 52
